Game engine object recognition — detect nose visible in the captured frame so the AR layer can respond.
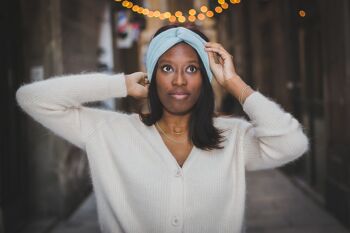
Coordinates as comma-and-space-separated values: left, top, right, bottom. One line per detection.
172, 71, 187, 86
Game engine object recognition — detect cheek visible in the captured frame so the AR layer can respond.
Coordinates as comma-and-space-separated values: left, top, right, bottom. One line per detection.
156, 78, 170, 95
189, 77, 203, 94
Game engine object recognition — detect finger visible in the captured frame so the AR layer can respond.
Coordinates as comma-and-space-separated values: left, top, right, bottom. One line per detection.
134, 72, 148, 81
205, 47, 231, 61
207, 48, 224, 64
207, 51, 218, 65
142, 72, 148, 79
141, 85, 150, 98
207, 51, 222, 68
205, 42, 221, 48
141, 77, 150, 86
205, 43, 232, 58
205, 45, 228, 55
205, 42, 221, 47
205, 42, 225, 50
135, 73, 149, 86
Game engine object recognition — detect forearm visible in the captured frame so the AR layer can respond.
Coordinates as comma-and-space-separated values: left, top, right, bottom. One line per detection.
16, 73, 127, 110
15, 72, 128, 149
223, 75, 255, 105
241, 92, 309, 170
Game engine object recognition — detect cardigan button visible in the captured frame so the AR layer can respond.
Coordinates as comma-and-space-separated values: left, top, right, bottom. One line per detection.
171, 216, 180, 226
174, 169, 182, 177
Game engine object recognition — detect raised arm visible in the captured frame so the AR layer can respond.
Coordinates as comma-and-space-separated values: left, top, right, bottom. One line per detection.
16, 73, 137, 149
240, 92, 309, 170
205, 42, 309, 171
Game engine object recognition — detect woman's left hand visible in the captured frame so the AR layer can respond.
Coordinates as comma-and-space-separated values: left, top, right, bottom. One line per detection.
205, 42, 239, 86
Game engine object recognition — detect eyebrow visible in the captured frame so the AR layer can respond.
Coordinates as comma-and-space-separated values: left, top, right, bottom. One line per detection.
158, 59, 200, 64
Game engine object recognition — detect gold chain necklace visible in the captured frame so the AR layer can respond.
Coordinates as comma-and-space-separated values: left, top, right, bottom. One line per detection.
155, 122, 188, 144
173, 127, 184, 135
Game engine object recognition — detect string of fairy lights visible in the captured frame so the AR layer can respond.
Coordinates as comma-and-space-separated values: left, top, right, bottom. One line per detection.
114, 0, 241, 23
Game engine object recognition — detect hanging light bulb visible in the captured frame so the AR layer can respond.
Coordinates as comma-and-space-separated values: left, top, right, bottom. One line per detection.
206, 10, 214, 17
178, 16, 186, 23
299, 10, 306, 17
114, 0, 243, 23
175, 11, 183, 17
188, 15, 196, 22
215, 6, 223, 13
197, 13, 205, 20
200, 5, 208, 13
221, 2, 229, 9
169, 15, 177, 23
189, 9, 196, 16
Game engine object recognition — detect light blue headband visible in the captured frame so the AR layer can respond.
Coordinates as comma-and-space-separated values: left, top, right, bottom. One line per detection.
146, 27, 213, 82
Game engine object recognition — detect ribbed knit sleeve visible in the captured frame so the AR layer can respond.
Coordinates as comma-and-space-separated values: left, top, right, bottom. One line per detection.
15, 73, 128, 150
241, 92, 309, 171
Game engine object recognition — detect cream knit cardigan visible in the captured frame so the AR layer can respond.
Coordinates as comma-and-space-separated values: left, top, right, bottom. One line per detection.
16, 73, 309, 233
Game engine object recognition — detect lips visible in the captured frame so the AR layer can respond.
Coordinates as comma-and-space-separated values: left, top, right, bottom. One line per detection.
169, 91, 190, 100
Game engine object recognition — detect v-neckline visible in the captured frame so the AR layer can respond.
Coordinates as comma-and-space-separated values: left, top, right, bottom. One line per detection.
151, 124, 197, 171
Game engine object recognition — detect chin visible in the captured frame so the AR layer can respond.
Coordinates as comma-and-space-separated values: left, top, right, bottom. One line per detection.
163, 105, 194, 116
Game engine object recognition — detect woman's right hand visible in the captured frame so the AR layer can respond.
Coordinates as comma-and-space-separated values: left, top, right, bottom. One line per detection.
125, 72, 149, 99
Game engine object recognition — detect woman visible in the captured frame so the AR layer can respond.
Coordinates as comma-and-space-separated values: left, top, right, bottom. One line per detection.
16, 25, 309, 233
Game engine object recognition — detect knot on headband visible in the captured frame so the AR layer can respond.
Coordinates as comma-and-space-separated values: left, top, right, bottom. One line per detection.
145, 27, 213, 82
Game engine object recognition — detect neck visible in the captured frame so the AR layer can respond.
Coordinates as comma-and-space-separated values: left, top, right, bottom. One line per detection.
158, 111, 191, 135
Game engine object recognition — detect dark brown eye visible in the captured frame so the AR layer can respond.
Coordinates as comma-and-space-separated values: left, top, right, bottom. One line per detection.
186, 65, 198, 73
161, 65, 173, 73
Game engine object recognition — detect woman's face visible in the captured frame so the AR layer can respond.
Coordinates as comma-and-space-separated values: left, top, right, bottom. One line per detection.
155, 42, 203, 116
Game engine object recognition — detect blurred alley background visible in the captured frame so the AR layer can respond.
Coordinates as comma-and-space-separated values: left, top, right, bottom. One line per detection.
1, 0, 350, 232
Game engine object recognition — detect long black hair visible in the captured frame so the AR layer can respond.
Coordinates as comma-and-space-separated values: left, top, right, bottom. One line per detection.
140, 24, 226, 150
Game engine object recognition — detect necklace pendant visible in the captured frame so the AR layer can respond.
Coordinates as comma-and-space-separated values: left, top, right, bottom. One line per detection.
156, 122, 187, 144
173, 127, 184, 135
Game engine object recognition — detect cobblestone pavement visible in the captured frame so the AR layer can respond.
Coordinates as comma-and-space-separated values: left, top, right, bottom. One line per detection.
49, 169, 349, 233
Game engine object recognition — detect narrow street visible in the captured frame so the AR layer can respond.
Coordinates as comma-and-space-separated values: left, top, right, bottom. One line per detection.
48, 169, 349, 233
49, 195, 100, 233
245, 170, 349, 233
3, 0, 350, 232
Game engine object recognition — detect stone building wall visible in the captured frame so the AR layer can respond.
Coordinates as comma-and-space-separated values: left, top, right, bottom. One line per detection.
1, 0, 111, 232
216, 0, 350, 228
